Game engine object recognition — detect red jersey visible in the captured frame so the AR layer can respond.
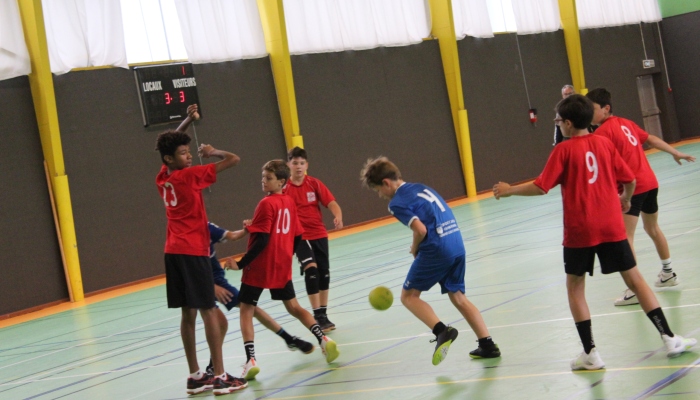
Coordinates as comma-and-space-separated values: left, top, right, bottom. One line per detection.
533, 134, 635, 248
593, 116, 658, 194
242, 193, 304, 289
156, 164, 217, 256
283, 175, 335, 240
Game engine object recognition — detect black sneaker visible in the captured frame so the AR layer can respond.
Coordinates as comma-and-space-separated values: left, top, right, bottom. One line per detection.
212, 373, 247, 396
430, 326, 458, 366
205, 358, 214, 376
469, 343, 501, 359
317, 315, 336, 333
186, 373, 213, 395
288, 336, 315, 354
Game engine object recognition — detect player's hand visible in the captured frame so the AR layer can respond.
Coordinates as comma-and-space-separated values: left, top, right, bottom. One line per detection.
333, 217, 343, 229
242, 219, 252, 228
409, 246, 418, 258
493, 182, 511, 199
620, 196, 632, 213
198, 144, 215, 158
224, 259, 239, 271
214, 284, 233, 304
673, 152, 696, 165
187, 104, 200, 120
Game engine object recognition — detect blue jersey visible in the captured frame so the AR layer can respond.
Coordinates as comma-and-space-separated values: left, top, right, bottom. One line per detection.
208, 222, 228, 286
389, 183, 464, 260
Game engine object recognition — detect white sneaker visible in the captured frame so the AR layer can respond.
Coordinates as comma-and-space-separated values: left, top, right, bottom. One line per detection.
655, 271, 679, 287
614, 289, 639, 306
570, 348, 605, 370
241, 358, 260, 380
662, 334, 697, 358
320, 336, 339, 363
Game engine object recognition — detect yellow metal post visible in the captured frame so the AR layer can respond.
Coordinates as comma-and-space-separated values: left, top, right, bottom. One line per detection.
558, 0, 588, 95
256, 0, 303, 150
19, 0, 84, 301
428, 0, 476, 197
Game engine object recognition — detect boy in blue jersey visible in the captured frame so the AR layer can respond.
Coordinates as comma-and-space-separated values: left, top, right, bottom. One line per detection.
205, 222, 314, 378
361, 157, 500, 365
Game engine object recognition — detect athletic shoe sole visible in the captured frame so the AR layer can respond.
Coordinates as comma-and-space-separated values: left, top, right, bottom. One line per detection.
243, 366, 260, 380
323, 340, 339, 363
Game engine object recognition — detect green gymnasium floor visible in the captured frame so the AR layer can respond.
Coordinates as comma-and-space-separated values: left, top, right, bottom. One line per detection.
2, 143, 699, 400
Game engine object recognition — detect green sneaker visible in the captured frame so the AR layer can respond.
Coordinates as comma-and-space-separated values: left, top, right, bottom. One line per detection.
431, 326, 458, 366
320, 336, 339, 363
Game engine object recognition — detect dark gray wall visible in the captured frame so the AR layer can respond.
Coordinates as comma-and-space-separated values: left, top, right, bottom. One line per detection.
661, 11, 700, 139
0, 77, 68, 315
292, 41, 465, 225
459, 31, 572, 191
52, 57, 285, 293
580, 23, 681, 143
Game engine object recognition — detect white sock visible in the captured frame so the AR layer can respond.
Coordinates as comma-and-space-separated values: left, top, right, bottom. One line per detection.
189, 370, 204, 379
217, 372, 227, 380
661, 258, 672, 272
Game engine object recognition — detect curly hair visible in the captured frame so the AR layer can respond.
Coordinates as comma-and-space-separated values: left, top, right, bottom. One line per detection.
155, 130, 191, 164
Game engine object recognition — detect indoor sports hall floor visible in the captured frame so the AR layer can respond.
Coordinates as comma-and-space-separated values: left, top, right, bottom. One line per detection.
2, 142, 700, 400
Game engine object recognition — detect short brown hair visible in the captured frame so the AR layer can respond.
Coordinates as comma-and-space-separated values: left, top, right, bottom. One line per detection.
360, 157, 401, 188
287, 146, 307, 161
262, 159, 290, 182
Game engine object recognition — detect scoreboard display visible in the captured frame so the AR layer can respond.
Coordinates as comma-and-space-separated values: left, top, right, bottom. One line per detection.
133, 63, 201, 127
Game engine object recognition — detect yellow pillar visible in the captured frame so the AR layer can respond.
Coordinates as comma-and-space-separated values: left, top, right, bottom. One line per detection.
428, 0, 476, 197
19, 0, 84, 301
256, 0, 303, 150
558, 0, 588, 95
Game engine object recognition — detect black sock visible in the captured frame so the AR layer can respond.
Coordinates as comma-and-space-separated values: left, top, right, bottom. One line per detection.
320, 305, 328, 316
206, 358, 213, 372
313, 308, 323, 319
575, 320, 595, 354
647, 307, 674, 337
310, 324, 324, 344
478, 336, 495, 349
244, 341, 255, 362
432, 321, 446, 337
276, 327, 294, 344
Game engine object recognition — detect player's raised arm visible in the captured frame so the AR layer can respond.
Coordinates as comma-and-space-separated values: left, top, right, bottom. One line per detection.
198, 144, 240, 173
175, 104, 200, 132
645, 135, 696, 165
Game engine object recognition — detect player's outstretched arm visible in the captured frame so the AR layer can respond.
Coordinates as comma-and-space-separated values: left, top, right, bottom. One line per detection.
175, 104, 200, 132
493, 182, 545, 199
645, 135, 696, 165
328, 201, 343, 229
225, 229, 247, 242
198, 144, 240, 173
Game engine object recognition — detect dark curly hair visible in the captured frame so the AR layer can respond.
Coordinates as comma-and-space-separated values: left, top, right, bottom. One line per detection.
155, 130, 191, 164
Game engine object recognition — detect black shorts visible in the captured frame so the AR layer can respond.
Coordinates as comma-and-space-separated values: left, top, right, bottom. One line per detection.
238, 281, 297, 305
626, 188, 659, 217
164, 254, 216, 309
296, 238, 329, 270
563, 240, 636, 276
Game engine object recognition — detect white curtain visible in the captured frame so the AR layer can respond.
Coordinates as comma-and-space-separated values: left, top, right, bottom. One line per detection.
511, 0, 560, 34
452, 0, 494, 39
284, 0, 431, 55
42, 0, 128, 74
486, 0, 517, 32
174, 0, 267, 64
0, 0, 31, 80
576, 0, 661, 29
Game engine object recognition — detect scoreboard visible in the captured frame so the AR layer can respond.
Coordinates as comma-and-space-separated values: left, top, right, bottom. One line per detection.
133, 63, 201, 127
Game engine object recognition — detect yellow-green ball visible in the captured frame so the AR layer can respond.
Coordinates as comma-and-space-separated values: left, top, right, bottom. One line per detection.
369, 286, 393, 311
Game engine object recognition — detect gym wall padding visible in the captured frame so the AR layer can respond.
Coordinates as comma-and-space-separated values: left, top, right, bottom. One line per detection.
458, 31, 572, 191
292, 40, 465, 227
52, 57, 285, 293
0, 76, 69, 316
660, 11, 700, 140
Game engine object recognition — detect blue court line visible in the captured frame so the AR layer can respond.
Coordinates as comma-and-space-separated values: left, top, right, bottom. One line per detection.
253, 279, 564, 400
630, 356, 700, 399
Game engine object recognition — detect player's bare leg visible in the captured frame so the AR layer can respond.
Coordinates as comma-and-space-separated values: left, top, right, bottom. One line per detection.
200, 307, 224, 376
623, 214, 640, 257
283, 298, 338, 362
641, 212, 670, 260
620, 267, 660, 312
566, 274, 604, 370
181, 307, 200, 373
448, 291, 489, 338
400, 289, 440, 328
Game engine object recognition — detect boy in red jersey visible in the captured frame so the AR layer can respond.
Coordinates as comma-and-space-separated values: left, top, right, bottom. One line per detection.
586, 88, 696, 306
226, 160, 340, 380
284, 147, 343, 332
155, 104, 247, 396
493, 95, 695, 370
